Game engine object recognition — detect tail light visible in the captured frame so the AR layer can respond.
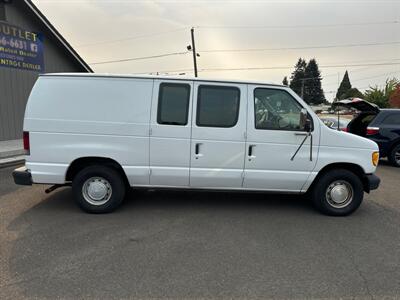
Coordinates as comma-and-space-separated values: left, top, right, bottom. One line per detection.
341, 127, 348, 132
366, 127, 379, 135
23, 131, 30, 155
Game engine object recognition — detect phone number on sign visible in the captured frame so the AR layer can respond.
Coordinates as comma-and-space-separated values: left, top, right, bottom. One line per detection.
0, 37, 38, 52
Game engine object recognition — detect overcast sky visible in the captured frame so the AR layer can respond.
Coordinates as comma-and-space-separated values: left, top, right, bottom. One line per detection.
33, 0, 400, 101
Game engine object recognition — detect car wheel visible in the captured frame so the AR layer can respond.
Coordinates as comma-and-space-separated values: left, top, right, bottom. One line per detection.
72, 165, 126, 213
389, 144, 400, 167
311, 169, 364, 216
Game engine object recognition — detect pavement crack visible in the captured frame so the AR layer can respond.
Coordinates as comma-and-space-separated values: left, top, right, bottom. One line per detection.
338, 239, 375, 300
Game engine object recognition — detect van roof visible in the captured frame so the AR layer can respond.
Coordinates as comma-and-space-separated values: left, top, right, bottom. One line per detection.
41, 73, 285, 87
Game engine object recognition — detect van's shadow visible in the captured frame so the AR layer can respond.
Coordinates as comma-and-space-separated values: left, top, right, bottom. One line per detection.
6, 185, 395, 299
27, 186, 315, 216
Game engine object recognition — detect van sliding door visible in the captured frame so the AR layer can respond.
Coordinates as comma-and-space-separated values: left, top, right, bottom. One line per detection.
189, 82, 247, 188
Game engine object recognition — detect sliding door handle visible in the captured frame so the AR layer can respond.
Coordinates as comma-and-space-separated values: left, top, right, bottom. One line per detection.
248, 145, 255, 157
195, 143, 200, 155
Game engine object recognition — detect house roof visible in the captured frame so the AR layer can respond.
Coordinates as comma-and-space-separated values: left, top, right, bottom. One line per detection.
23, 0, 93, 73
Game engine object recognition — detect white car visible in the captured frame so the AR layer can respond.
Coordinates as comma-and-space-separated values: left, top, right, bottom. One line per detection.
13, 74, 380, 216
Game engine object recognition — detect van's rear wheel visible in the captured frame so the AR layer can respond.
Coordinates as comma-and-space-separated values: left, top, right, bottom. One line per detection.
389, 144, 400, 167
311, 169, 364, 216
72, 166, 125, 213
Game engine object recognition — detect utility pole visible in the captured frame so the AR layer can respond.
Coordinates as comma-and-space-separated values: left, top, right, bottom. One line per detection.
190, 27, 198, 77
300, 79, 305, 99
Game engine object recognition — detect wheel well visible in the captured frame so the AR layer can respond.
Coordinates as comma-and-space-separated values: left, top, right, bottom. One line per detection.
65, 157, 130, 186
310, 163, 369, 192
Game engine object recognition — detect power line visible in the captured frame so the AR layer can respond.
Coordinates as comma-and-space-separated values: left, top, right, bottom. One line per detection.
124, 59, 400, 75
200, 41, 400, 53
325, 84, 384, 93
77, 27, 188, 48
351, 71, 400, 83
90, 51, 189, 65
324, 69, 400, 86
74, 20, 399, 48
196, 20, 399, 29
75, 21, 399, 48
196, 62, 400, 72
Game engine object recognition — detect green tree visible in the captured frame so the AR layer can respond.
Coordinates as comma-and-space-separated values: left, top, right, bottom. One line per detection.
336, 71, 352, 100
303, 58, 325, 104
364, 78, 399, 108
343, 87, 364, 99
282, 76, 288, 86
289, 58, 307, 97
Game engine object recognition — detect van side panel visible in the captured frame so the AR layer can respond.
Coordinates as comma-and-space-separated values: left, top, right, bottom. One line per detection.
24, 76, 153, 185
301, 123, 379, 192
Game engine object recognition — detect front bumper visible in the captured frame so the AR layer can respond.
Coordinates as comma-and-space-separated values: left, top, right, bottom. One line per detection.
13, 166, 32, 186
364, 174, 380, 192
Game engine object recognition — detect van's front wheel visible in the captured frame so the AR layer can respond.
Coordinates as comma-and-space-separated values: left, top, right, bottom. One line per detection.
311, 169, 364, 216
72, 166, 126, 213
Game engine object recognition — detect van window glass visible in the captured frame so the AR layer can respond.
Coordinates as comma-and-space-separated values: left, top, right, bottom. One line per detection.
382, 113, 400, 125
157, 83, 190, 125
254, 88, 304, 131
196, 85, 240, 127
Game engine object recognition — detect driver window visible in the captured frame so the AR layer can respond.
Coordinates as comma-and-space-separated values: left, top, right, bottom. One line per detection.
254, 88, 303, 131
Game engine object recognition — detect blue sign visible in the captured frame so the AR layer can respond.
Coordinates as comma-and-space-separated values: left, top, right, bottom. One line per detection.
0, 21, 44, 72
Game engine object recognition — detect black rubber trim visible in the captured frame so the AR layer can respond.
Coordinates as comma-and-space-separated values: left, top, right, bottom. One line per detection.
13, 167, 32, 186
364, 174, 380, 192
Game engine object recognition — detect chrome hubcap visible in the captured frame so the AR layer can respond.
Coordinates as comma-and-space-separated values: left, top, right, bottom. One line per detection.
82, 177, 112, 205
326, 180, 353, 208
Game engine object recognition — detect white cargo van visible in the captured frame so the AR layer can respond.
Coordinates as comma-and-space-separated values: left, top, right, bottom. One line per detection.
13, 73, 380, 215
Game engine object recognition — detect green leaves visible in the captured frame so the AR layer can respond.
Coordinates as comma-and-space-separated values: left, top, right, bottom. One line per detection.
364, 78, 399, 108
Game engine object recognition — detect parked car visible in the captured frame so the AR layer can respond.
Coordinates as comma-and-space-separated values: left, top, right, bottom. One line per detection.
13, 74, 380, 216
319, 116, 350, 131
334, 99, 400, 167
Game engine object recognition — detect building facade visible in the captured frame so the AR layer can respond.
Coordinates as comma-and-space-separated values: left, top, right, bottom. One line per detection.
0, 0, 91, 141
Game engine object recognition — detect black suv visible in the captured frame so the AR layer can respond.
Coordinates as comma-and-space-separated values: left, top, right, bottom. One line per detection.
334, 99, 400, 167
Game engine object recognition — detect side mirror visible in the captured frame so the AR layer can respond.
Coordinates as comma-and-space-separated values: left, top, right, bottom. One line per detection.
304, 118, 312, 132
299, 108, 311, 131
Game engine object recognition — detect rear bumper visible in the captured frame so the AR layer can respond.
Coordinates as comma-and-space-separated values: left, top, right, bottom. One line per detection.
13, 166, 32, 186
364, 174, 380, 192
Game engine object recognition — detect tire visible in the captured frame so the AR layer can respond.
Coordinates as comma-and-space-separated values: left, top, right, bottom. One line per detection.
388, 144, 400, 167
311, 169, 364, 216
72, 165, 126, 213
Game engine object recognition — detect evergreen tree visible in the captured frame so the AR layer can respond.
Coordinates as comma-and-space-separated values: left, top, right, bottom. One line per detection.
282, 76, 288, 86
289, 58, 307, 97
336, 71, 352, 100
343, 87, 364, 99
303, 58, 325, 104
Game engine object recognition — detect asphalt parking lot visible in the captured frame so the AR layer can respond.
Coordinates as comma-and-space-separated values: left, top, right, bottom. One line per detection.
1, 163, 400, 299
